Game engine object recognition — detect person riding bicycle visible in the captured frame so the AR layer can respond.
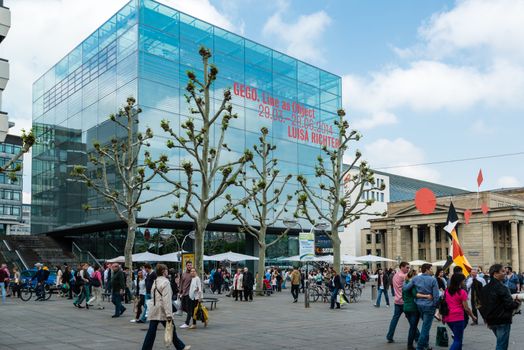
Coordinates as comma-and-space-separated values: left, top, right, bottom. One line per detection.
32, 263, 50, 301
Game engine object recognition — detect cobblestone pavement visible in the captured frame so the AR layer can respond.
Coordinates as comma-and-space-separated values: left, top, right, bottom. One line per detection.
1, 286, 524, 349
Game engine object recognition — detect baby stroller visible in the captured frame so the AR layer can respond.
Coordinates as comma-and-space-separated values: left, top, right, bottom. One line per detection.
262, 278, 272, 296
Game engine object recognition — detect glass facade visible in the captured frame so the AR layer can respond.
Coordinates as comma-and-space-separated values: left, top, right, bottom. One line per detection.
32, 0, 341, 235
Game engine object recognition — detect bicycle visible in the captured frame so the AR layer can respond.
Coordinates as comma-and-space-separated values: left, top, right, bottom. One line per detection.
19, 282, 53, 301
344, 282, 362, 303
308, 283, 330, 303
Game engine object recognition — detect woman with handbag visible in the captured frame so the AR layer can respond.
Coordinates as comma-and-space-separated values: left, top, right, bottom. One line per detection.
188, 268, 204, 329
141, 264, 190, 350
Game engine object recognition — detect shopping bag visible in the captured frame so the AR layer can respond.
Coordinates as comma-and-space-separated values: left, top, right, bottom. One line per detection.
164, 320, 173, 346
436, 326, 449, 347
201, 304, 209, 323
336, 292, 341, 303
145, 299, 154, 319
339, 290, 348, 305
173, 296, 182, 310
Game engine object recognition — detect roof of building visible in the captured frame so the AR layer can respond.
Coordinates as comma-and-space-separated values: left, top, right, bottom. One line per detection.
375, 170, 470, 202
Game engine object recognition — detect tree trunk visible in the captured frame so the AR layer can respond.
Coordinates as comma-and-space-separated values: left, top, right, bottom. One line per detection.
124, 224, 136, 288
332, 229, 341, 270
256, 242, 266, 296
194, 225, 205, 274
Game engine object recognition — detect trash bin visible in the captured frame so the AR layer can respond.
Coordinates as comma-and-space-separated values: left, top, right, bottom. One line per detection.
371, 284, 377, 300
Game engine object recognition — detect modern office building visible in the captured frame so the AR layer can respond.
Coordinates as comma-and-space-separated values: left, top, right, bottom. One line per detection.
0, 1, 24, 236
341, 168, 468, 257
363, 188, 524, 271
32, 0, 341, 259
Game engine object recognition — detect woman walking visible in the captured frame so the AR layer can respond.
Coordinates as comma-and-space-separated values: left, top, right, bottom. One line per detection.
188, 268, 203, 329
402, 269, 420, 350
329, 269, 342, 309
131, 270, 146, 323
141, 264, 190, 350
443, 273, 477, 350
11, 267, 21, 298
89, 265, 104, 309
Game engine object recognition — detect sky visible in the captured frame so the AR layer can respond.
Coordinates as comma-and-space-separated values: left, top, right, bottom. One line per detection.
2, 0, 524, 203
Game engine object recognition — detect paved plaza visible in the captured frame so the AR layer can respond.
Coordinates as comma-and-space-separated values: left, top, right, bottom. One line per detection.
1, 287, 524, 350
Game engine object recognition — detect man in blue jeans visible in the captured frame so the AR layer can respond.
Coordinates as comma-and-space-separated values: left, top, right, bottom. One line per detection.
404, 263, 439, 350
139, 264, 156, 323
387, 262, 420, 343
110, 263, 126, 318
480, 264, 521, 350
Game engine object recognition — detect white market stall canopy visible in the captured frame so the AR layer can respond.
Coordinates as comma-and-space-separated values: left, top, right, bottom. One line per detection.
431, 260, 448, 266
107, 252, 162, 263
159, 251, 187, 262
206, 251, 259, 262
106, 256, 125, 263
409, 260, 430, 266
355, 254, 396, 262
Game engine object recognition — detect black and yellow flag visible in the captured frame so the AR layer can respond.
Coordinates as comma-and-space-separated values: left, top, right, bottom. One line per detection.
442, 202, 472, 277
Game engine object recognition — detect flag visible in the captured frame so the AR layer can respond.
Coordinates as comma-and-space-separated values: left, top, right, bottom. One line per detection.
477, 169, 484, 187
442, 203, 472, 277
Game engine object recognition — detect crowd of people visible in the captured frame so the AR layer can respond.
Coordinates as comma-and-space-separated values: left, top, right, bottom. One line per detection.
3, 257, 524, 349
383, 262, 522, 350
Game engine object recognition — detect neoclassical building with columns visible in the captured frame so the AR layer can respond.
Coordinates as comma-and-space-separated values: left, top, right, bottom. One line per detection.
362, 188, 524, 271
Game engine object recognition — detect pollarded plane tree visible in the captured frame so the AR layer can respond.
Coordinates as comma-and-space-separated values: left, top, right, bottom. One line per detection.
72, 97, 176, 281
228, 126, 293, 293
295, 109, 386, 268
160, 47, 253, 274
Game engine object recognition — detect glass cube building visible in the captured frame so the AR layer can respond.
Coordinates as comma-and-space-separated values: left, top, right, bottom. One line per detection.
31, 0, 341, 257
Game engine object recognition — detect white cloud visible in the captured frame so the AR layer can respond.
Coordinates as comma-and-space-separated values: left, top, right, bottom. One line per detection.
470, 120, 493, 135
497, 176, 522, 188
420, 0, 524, 60
161, 0, 236, 32
364, 138, 440, 182
262, 2, 331, 63
352, 111, 398, 130
343, 0, 524, 130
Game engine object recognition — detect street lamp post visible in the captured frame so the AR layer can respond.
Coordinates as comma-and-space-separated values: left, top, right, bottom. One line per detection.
283, 219, 328, 309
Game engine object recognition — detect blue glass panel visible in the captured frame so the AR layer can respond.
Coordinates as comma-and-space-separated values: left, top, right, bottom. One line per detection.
298, 61, 319, 87
117, 52, 137, 87
139, 78, 180, 113
118, 25, 138, 60
139, 26, 179, 62
116, 1, 138, 36
67, 90, 82, 117
82, 78, 98, 109
116, 79, 138, 106
141, 0, 179, 37
82, 102, 98, 131
139, 53, 180, 87
320, 70, 340, 95
55, 56, 69, 82
272, 138, 297, 163
273, 51, 296, 79
99, 15, 117, 52
82, 30, 99, 63
68, 45, 82, 75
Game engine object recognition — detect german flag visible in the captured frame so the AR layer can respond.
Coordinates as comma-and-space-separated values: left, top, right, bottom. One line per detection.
442, 202, 472, 277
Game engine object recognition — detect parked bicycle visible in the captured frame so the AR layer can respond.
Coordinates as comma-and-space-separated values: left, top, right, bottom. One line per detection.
344, 281, 362, 303
308, 284, 330, 303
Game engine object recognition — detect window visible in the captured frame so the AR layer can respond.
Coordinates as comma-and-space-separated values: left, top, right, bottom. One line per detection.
436, 248, 442, 259
376, 249, 381, 256
419, 249, 426, 260
376, 233, 382, 244
366, 249, 371, 255
436, 231, 441, 242
366, 234, 371, 244
380, 193, 384, 202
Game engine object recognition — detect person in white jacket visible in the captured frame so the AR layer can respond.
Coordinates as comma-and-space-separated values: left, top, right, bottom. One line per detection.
141, 264, 190, 350
188, 268, 203, 329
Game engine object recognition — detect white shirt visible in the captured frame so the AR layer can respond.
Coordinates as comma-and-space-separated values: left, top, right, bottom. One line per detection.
466, 275, 486, 295
189, 276, 202, 300
136, 279, 146, 295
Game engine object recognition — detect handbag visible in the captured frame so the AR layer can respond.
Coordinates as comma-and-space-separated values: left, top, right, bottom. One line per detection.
438, 291, 449, 317
164, 319, 173, 346
145, 299, 154, 318
436, 325, 449, 347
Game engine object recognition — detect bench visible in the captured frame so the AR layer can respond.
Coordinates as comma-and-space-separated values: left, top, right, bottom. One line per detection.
201, 297, 219, 310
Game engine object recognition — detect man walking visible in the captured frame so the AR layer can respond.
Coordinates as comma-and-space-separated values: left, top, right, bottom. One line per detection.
466, 268, 486, 325
243, 267, 254, 301
504, 266, 520, 295
480, 264, 521, 350
179, 261, 193, 328
290, 267, 300, 303
386, 262, 416, 343
110, 263, 126, 318
212, 268, 223, 294
403, 263, 439, 350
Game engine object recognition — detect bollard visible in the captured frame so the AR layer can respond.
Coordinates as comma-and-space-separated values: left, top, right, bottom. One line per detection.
371, 284, 377, 300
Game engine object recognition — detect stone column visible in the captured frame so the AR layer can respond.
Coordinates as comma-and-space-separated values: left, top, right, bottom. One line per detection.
519, 222, 524, 273
396, 226, 402, 262
411, 225, 418, 261
439, 228, 446, 259
482, 221, 495, 267
371, 230, 377, 271
510, 220, 519, 271
429, 224, 437, 263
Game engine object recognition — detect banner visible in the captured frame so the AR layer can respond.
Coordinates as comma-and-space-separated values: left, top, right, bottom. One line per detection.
299, 231, 315, 261
181, 253, 195, 268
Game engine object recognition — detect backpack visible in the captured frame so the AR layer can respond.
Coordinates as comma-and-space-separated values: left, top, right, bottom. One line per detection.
439, 291, 450, 317
89, 275, 101, 287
